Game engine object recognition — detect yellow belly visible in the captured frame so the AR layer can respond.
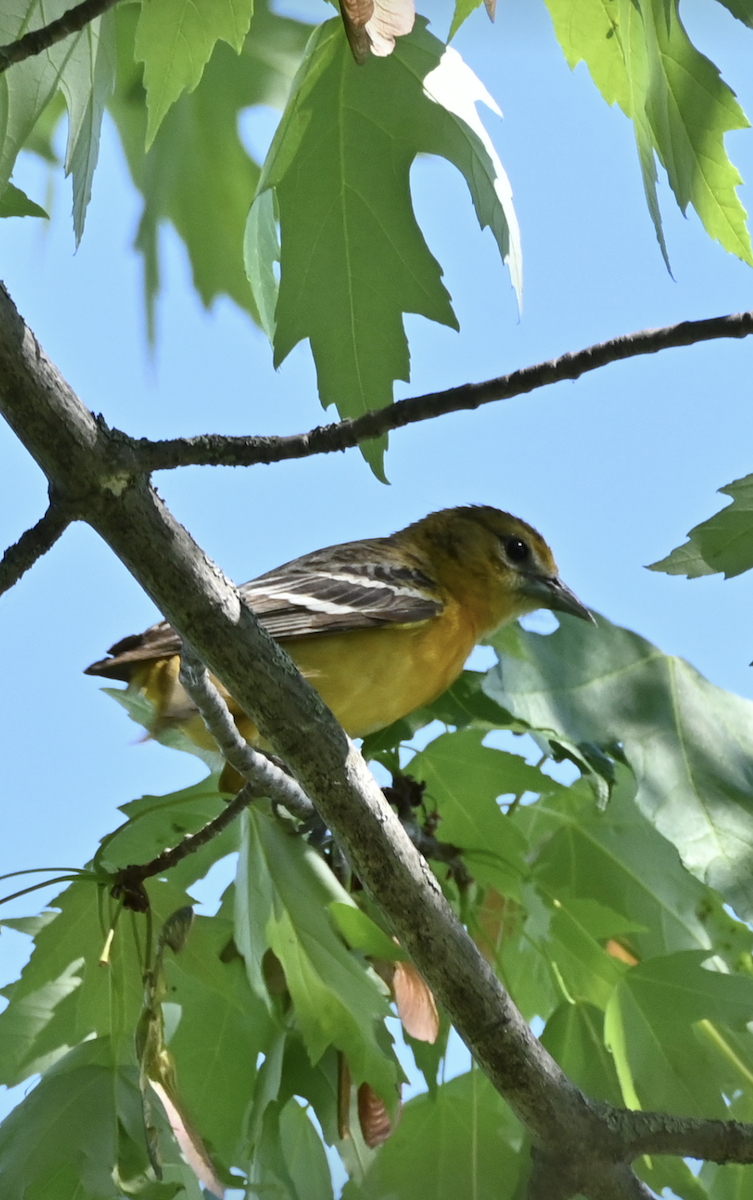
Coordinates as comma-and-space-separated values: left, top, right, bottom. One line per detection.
133, 604, 478, 755
285, 612, 475, 736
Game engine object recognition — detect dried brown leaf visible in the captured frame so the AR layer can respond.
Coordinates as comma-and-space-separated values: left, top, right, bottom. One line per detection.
150, 1077, 225, 1198
393, 959, 439, 1043
358, 1082, 401, 1148
339, 0, 414, 63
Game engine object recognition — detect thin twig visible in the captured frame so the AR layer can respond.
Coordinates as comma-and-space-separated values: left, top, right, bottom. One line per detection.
0, 874, 86, 907
110, 784, 258, 909
178, 645, 314, 821
134, 311, 753, 471
0, 503, 70, 597
0, 0, 123, 73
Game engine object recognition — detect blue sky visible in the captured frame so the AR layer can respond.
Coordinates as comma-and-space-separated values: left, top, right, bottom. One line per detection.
1, 0, 753, 1154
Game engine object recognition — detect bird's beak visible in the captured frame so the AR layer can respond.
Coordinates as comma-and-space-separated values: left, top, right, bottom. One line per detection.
525, 575, 596, 624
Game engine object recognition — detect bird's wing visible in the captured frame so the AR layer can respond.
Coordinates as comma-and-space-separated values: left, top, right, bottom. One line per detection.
239, 539, 442, 638
84, 622, 183, 679
85, 538, 442, 679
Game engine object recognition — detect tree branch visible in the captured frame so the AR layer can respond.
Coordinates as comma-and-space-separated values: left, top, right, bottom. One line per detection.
0, 501, 70, 597
0, 280, 617, 1189
178, 645, 314, 821
3, 283, 753, 1196
111, 783, 258, 912
0, 0, 123, 73
617, 1108, 753, 1164
526, 1153, 655, 1200
133, 311, 753, 471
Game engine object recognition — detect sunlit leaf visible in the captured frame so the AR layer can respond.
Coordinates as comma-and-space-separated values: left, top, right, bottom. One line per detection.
0, 1, 115, 240
110, 1, 310, 332
135, 0, 254, 146
649, 473, 753, 579
544, 0, 752, 265
255, 17, 520, 474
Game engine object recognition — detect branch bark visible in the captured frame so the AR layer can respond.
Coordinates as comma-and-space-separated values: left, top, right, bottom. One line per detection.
2, 282, 753, 1196
132, 311, 753, 471
618, 1109, 753, 1163
0, 0, 123, 73
0, 501, 70, 596
111, 784, 258, 912
178, 646, 315, 821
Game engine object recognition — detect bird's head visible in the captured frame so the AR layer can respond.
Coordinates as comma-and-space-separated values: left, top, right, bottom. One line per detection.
406, 505, 594, 634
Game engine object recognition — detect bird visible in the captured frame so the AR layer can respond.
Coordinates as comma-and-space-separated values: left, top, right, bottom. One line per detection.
85, 505, 593, 760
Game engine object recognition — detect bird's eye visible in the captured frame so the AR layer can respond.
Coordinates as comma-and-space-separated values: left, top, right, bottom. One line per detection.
505, 536, 530, 564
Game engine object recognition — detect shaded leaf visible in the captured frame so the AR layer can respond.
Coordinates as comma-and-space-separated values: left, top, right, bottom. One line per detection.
605, 951, 753, 1116
520, 768, 749, 965
544, 897, 632, 1009
0, 1038, 159, 1200
0, 875, 193, 1089
279, 1099, 335, 1199
235, 809, 397, 1103
329, 902, 408, 960
248, 1094, 335, 1200
244, 185, 279, 341
349, 1068, 524, 1200
638, 1156, 711, 1200
0, 182, 48, 218
408, 728, 559, 897
163, 915, 274, 1167
716, 0, 753, 26
58, 10, 117, 241
0, 1, 114, 239
540, 1001, 623, 1106
94, 774, 236, 893
701, 1091, 753, 1197
486, 614, 753, 922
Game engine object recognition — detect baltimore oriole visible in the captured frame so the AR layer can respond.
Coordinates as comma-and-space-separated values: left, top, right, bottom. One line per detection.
85, 505, 592, 755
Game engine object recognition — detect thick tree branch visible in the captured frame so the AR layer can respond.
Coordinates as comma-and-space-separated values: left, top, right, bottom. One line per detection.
618, 1109, 753, 1164
0, 0, 122, 73
0, 501, 69, 596
527, 1153, 655, 1200
133, 311, 753, 471
3, 283, 753, 1196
